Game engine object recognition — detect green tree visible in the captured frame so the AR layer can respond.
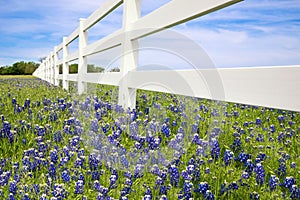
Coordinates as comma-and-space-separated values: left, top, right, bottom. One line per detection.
0, 61, 39, 75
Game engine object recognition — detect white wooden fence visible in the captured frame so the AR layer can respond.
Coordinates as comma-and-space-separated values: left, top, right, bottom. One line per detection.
33, 0, 300, 112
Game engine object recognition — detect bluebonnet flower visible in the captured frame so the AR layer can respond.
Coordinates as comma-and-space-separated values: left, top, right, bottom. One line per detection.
290, 185, 300, 199
269, 175, 279, 191
282, 176, 296, 189
229, 181, 239, 190
241, 171, 250, 179
196, 182, 210, 195
38, 126, 45, 136
52, 184, 66, 199
50, 149, 58, 164
220, 182, 228, 195
204, 190, 214, 200
143, 187, 152, 200
53, 131, 62, 143
74, 157, 85, 168
231, 137, 242, 151
250, 192, 260, 200
181, 170, 191, 181
78, 173, 85, 185
160, 195, 167, 200
233, 110, 239, 117
134, 164, 144, 178
159, 185, 169, 195
143, 195, 152, 200
168, 165, 180, 186
291, 162, 296, 169
48, 162, 56, 178
39, 194, 47, 200
205, 167, 210, 174
183, 180, 193, 198
90, 119, 99, 132
124, 171, 132, 179
150, 165, 160, 176
91, 171, 100, 180
196, 146, 206, 156
161, 123, 170, 137
74, 180, 84, 194
155, 177, 165, 186
278, 115, 284, 123
8, 193, 16, 200
9, 180, 17, 195
256, 117, 262, 125
224, 150, 234, 166
12, 98, 17, 105
187, 164, 195, 175
210, 138, 220, 159
33, 184, 40, 194
88, 153, 99, 170
192, 133, 200, 144
277, 162, 287, 176
94, 180, 101, 192
237, 152, 251, 164
254, 163, 265, 185
270, 124, 275, 133
109, 174, 117, 188
49, 112, 58, 122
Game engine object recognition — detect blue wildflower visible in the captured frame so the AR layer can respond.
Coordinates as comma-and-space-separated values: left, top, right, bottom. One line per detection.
161, 123, 170, 137
254, 163, 265, 185
168, 165, 180, 186
250, 192, 260, 200
290, 185, 300, 199
204, 190, 214, 200
269, 175, 279, 191
196, 182, 210, 195
75, 180, 84, 194
224, 150, 234, 166
210, 138, 220, 159
9, 180, 17, 195
283, 176, 296, 189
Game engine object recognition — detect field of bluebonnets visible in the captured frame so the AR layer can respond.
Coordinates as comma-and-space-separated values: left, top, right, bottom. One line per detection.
0, 77, 299, 200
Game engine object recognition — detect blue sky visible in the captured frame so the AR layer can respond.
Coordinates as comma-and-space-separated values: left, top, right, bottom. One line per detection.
0, 0, 300, 68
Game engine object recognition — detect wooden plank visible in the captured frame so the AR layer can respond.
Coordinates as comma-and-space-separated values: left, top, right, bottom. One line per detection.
128, 66, 300, 111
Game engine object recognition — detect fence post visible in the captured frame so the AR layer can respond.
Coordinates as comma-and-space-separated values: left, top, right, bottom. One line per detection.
54, 46, 59, 86
63, 37, 69, 91
52, 52, 55, 84
50, 52, 54, 84
78, 18, 88, 94
46, 57, 49, 82
45, 59, 47, 81
118, 0, 141, 109
43, 58, 47, 80
41, 60, 46, 80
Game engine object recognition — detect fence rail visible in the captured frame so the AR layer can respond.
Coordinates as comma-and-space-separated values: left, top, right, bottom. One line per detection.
33, 0, 300, 112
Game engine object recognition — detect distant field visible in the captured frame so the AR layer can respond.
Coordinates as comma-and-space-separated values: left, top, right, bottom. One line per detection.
0, 75, 36, 79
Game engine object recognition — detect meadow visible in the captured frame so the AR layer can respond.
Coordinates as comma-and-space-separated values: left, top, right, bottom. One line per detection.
0, 78, 299, 200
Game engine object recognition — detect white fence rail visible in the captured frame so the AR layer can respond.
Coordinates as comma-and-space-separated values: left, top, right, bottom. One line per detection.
33, 0, 300, 112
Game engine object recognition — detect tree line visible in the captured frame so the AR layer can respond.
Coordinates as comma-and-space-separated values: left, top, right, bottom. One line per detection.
60, 64, 120, 74
0, 61, 120, 75
0, 61, 39, 75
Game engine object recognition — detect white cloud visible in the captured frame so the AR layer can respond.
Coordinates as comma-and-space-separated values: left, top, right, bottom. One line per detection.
0, 0, 299, 68
171, 25, 300, 67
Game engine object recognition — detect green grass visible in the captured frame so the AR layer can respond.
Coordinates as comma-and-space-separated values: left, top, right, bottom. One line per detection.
0, 75, 37, 79
0, 77, 299, 199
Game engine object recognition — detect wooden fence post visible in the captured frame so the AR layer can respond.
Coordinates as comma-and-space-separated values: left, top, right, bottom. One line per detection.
118, 0, 141, 109
54, 46, 59, 86
78, 18, 88, 94
63, 37, 69, 90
